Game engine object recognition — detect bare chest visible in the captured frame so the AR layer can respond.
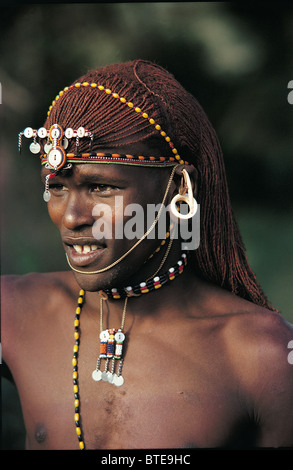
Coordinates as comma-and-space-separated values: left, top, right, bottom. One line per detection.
19, 325, 249, 450
77, 372, 240, 450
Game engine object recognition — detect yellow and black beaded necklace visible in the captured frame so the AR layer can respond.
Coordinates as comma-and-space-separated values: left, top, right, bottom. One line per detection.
72, 251, 188, 450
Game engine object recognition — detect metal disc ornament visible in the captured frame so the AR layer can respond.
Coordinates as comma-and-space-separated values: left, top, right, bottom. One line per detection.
101, 371, 109, 382
29, 142, 41, 154
112, 374, 124, 387
92, 370, 102, 382
43, 190, 51, 202
44, 143, 53, 154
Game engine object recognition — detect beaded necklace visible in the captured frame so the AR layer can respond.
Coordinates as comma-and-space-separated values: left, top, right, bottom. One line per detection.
104, 252, 187, 299
72, 252, 188, 450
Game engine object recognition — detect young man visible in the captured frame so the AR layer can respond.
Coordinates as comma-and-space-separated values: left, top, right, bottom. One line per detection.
2, 60, 293, 450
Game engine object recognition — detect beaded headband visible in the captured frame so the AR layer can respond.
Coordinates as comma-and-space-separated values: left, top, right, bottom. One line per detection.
18, 81, 190, 170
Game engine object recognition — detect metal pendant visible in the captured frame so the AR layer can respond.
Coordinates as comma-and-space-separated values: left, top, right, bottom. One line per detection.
43, 190, 51, 202
44, 143, 53, 154
29, 142, 41, 154
92, 370, 102, 382
112, 374, 124, 387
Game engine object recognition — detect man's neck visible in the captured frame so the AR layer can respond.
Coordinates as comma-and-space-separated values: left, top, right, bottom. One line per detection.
81, 249, 199, 324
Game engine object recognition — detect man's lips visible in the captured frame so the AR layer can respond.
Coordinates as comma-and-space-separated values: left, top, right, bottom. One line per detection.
63, 237, 106, 268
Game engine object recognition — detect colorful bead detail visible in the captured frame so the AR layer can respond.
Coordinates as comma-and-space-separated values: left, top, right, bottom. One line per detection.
47, 81, 185, 165
19, 125, 94, 158
104, 252, 188, 300
146, 225, 173, 262
41, 151, 179, 168
92, 327, 126, 387
72, 289, 86, 450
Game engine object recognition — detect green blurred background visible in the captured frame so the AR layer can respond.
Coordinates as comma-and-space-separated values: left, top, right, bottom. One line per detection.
1, 2, 292, 450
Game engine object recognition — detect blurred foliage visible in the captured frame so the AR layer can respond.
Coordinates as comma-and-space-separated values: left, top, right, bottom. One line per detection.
1, 2, 293, 449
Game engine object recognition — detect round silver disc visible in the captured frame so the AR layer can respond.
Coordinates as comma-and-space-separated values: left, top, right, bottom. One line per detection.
29, 142, 41, 154
101, 371, 109, 382
106, 372, 114, 383
112, 374, 124, 387
92, 370, 102, 382
43, 191, 51, 202
44, 143, 53, 154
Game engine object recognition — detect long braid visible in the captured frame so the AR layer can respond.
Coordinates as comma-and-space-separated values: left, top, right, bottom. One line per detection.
132, 61, 274, 309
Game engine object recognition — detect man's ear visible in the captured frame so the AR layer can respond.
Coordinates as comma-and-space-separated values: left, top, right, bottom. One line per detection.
172, 164, 198, 198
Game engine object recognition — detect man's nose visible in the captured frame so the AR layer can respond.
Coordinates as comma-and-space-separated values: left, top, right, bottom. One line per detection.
63, 193, 95, 230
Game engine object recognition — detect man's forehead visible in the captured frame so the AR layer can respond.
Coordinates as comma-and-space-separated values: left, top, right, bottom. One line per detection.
70, 162, 142, 180
41, 161, 165, 182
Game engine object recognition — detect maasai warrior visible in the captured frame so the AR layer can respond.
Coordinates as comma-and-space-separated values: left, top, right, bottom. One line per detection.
2, 60, 293, 450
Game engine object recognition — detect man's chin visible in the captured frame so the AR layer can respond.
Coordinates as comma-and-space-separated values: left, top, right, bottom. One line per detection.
70, 246, 156, 293
72, 265, 128, 293
73, 272, 108, 293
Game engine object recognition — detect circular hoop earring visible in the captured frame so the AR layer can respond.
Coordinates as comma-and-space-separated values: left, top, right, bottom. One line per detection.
170, 194, 198, 220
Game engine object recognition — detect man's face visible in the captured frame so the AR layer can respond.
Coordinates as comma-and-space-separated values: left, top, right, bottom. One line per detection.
42, 162, 173, 291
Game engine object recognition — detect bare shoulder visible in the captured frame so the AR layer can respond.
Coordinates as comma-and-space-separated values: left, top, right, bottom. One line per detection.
194, 280, 293, 446
226, 303, 293, 377
225, 300, 292, 348
1, 271, 77, 315
197, 280, 292, 367
196, 278, 293, 358
1, 271, 78, 366
224, 302, 293, 447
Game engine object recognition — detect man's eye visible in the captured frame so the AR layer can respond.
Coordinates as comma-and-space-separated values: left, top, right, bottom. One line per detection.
49, 184, 67, 192
90, 184, 116, 193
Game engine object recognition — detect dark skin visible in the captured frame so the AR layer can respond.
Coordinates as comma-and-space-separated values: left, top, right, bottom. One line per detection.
2, 158, 293, 449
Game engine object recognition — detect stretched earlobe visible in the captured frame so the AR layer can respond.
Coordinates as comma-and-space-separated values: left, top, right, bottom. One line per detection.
170, 168, 198, 220
170, 193, 198, 220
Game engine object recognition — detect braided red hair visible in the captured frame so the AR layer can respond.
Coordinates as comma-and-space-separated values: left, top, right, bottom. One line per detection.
44, 60, 275, 310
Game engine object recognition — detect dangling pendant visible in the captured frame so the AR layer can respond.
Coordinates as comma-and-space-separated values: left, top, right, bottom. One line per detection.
91, 354, 102, 381
30, 134, 41, 154
112, 329, 125, 386
91, 328, 126, 386
92, 368, 102, 382
92, 330, 108, 382
43, 190, 51, 202
43, 173, 55, 202
112, 358, 125, 387
104, 329, 116, 382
